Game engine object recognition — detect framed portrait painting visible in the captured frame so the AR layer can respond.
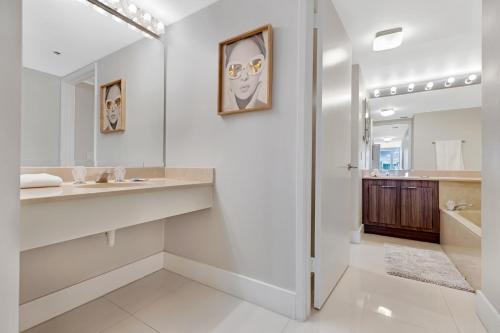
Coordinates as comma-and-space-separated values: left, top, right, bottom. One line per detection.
100, 79, 126, 133
218, 25, 273, 116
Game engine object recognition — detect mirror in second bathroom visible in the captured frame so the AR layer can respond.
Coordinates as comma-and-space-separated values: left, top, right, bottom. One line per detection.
21, 0, 165, 168
367, 75, 482, 172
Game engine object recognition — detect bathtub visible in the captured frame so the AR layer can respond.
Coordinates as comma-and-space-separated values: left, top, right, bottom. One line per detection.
440, 209, 481, 290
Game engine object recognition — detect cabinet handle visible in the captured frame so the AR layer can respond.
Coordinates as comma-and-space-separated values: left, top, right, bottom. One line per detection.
381, 185, 396, 188
402, 186, 418, 189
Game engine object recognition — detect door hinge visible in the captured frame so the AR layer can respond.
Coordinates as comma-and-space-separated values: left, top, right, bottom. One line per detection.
309, 257, 316, 273
313, 13, 319, 29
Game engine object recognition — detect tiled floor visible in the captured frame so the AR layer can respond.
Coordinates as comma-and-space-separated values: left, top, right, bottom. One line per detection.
24, 234, 487, 333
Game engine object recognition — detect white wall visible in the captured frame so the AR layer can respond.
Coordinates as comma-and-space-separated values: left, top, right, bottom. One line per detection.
0, 0, 21, 331
96, 38, 164, 167
413, 108, 481, 170
20, 221, 164, 304
74, 82, 94, 166
351, 65, 367, 233
162, 0, 301, 292
480, 0, 500, 328
21, 68, 61, 166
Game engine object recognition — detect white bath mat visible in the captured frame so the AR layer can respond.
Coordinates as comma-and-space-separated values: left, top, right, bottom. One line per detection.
384, 244, 474, 292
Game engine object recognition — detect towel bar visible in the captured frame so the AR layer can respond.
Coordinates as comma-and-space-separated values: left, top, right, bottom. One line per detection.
432, 140, 466, 144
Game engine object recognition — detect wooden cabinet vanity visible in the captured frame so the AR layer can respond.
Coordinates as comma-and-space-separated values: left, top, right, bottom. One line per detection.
362, 178, 440, 243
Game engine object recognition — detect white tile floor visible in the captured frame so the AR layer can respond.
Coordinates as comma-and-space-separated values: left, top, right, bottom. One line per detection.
23, 234, 487, 333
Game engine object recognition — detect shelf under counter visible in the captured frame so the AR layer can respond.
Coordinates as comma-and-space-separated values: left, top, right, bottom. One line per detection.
20, 172, 214, 251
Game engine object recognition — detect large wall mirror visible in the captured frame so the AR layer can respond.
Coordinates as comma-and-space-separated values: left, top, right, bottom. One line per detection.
22, 0, 165, 167
368, 75, 481, 172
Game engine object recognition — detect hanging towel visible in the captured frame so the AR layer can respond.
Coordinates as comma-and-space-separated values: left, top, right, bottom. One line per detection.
435, 140, 464, 170
20, 173, 63, 189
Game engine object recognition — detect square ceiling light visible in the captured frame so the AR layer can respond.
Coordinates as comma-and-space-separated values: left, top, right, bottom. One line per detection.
373, 27, 403, 51
380, 108, 395, 117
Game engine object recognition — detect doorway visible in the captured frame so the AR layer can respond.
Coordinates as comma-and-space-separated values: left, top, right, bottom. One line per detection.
60, 64, 97, 166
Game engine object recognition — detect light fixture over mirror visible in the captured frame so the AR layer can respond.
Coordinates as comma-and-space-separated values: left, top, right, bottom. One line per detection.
371, 72, 482, 98
82, 0, 165, 39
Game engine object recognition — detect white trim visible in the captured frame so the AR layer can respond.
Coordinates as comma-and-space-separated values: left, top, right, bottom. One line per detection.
163, 252, 296, 319
351, 224, 364, 244
19, 252, 164, 331
294, 0, 315, 322
477, 290, 500, 332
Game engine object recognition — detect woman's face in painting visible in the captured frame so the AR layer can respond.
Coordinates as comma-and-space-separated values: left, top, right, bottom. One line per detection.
105, 85, 121, 128
226, 39, 265, 101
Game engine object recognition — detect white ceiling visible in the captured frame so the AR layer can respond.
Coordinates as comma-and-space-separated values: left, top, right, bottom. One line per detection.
368, 84, 482, 121
331, 0, 482, 120
372, 123, 409, 144
23, 0, 145, 77
23, 0, 221, 77
332, 0, 482, 90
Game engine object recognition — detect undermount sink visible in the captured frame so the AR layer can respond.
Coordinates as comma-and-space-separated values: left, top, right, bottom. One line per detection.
77, 182, 149, 189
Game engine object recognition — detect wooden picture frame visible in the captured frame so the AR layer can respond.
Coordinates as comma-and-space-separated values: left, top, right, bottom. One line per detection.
218, 24, 273, 116
100, 79, 126, 133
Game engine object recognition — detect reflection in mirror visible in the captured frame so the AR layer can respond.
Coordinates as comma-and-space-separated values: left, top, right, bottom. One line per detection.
368, 77, 482, 172
22, 0, 165, 167
372, 120, 411, 171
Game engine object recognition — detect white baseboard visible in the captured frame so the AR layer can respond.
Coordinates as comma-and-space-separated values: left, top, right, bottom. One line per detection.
19, 251, 297, 331
19, 252, 164, 331
351, 224, 364, 244
477, 290, 500, 332
163, 252, 297, 319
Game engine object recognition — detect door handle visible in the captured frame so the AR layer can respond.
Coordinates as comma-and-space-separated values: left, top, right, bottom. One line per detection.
402, 186, 418, 189
381, 185, 396, 188
347, 163, 358, 170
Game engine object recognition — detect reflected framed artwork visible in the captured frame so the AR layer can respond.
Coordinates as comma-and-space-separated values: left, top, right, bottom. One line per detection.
218, 25, 273, 116
100, 79, 126, 133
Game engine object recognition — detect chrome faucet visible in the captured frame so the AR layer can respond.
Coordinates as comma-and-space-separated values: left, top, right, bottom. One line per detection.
96, 170, 113, 183
450, 203, 473, 211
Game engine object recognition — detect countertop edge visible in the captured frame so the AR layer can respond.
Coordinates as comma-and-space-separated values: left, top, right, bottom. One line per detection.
20, 179, 214, 204
362, 176, 481, 183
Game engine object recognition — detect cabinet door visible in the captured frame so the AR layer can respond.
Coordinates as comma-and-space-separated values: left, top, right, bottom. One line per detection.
400, 186, 434, 231
366, 183, 399, 226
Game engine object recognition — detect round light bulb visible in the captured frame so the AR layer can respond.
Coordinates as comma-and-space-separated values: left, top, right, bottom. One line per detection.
390, 87, 397, 95
408, 83, 415, 92
468, 74, 477, 81
425, 82, 434, 90
143, 12, 152, 22
128, 4, 137, 14
374, 89, 380, 97
444, 77, 455, 87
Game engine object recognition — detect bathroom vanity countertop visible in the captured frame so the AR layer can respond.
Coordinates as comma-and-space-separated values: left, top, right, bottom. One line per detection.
362, 176, 481, 183
20, 177, 213, 203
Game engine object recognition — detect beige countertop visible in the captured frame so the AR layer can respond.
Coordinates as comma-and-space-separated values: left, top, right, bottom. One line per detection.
362, 176, 481, 183
21, 177, 213, 203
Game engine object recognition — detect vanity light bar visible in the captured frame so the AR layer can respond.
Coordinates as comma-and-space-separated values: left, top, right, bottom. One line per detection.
371, 73, 482, 98
85, 0, 164, 39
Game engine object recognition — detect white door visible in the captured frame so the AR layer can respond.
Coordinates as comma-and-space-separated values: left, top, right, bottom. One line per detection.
313, 0, 353, 309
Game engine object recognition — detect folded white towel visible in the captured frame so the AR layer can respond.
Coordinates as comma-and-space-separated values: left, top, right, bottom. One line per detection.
20, 173, 63, 189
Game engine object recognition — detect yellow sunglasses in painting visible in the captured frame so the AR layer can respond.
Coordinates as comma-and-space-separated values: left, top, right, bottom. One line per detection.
226, 55, 265, 80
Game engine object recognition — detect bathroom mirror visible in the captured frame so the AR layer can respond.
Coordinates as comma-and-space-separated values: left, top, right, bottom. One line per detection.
21, 0, 165, 167
368, 80, 481, 171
